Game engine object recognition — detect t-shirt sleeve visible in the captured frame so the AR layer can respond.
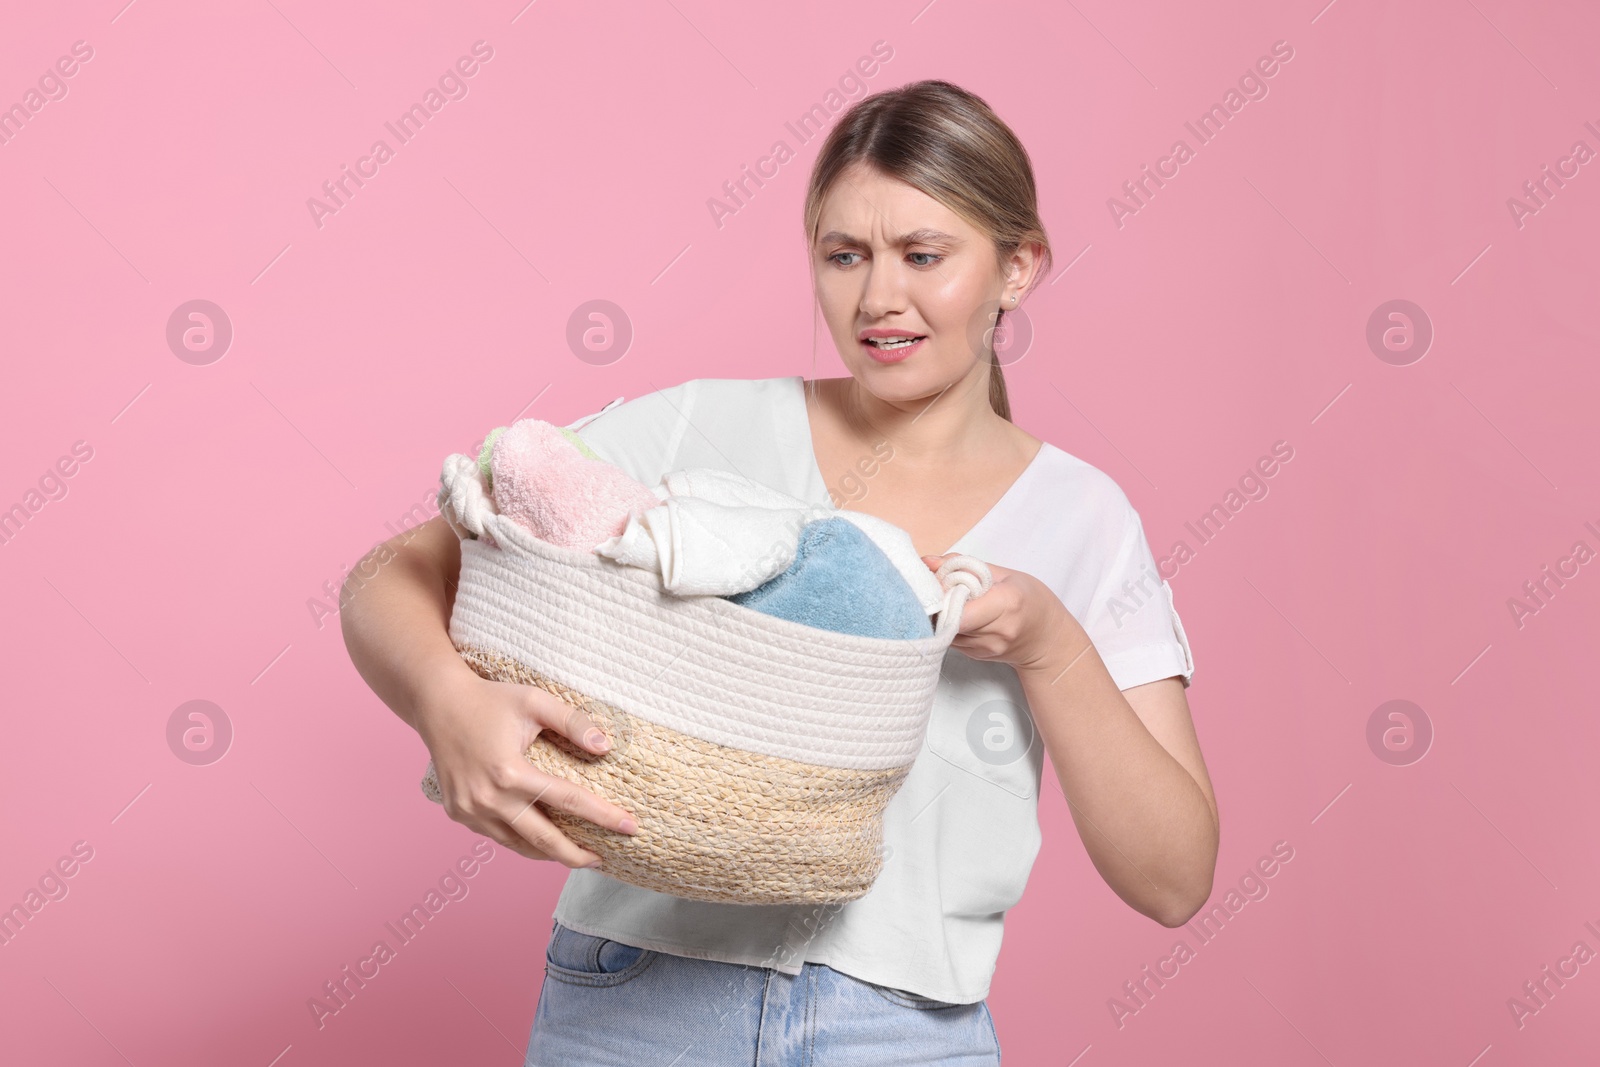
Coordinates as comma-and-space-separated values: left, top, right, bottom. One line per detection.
467, 381, 693, 491
1079, 495, 1196, 691
563, 379, 695, 488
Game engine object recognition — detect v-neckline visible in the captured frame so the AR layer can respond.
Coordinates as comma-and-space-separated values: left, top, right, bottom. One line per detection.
790, 375, 1051, 557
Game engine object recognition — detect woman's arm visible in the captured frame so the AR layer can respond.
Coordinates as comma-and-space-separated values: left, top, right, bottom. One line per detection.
339, 514, 640, 866
339, 514, 473, 735
1018, 619, 1219, 927
923, 551, 1218, 925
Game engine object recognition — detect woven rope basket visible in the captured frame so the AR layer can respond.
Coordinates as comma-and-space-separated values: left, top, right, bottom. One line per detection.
420, 452, 992, 905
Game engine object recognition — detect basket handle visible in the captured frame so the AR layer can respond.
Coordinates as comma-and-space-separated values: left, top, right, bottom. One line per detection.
439, 451, 546, 556
929, 553, 993, 640
438, 452, 496, 542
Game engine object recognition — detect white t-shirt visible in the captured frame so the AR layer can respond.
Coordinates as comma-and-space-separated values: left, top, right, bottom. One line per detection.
545, 375, 1195, 1004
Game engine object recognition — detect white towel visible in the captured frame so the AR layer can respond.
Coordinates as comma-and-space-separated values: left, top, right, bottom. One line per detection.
594, 467, 946, 614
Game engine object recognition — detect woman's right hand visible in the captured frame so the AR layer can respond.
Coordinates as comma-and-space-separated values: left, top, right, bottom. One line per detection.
415, 667, 640, 868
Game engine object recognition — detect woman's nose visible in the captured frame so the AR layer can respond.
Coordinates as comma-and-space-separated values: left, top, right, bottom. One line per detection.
858, 267, 904, 319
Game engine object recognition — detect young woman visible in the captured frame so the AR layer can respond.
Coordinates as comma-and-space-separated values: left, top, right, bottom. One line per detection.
342, 79, 1219, 1066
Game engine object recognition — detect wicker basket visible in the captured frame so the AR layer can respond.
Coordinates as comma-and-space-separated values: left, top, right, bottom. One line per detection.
419, 452, 992, 905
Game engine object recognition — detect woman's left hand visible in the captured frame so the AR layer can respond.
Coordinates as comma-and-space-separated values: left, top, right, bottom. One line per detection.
921, 554, 1076, 672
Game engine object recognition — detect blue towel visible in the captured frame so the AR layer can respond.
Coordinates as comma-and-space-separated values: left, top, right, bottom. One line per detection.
727, 517, 934, 640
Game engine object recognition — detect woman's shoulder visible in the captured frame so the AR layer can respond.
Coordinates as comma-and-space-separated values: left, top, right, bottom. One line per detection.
577, 376, 794, 419
684, 375, 800, 405
583, 376, 795, 435
1024, 435, 1138, 527
569, 376, 797, 482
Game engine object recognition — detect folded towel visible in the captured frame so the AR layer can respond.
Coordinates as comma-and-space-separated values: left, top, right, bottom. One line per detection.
488, 420, 660, 549
477, 425, 603, 493
595, 494, 811, 595
729, 517, 934, 639
660, 467, 803, 509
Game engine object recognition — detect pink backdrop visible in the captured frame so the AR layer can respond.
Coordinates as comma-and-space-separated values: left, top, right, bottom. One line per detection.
3, 1, 1597, 1063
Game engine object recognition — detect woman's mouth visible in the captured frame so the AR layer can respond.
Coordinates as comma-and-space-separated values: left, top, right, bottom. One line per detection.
861, 335, 926, 363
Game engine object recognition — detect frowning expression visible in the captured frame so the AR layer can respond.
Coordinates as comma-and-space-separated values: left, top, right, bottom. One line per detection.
811, 162, 1014, 399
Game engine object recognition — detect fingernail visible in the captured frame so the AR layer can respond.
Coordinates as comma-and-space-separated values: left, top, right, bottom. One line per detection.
583, 858, 603, 869
618, 817, 638, 834
584, 729, 609, 751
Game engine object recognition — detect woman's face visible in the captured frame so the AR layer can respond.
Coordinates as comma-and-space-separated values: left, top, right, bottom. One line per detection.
811, 162, 1016, 403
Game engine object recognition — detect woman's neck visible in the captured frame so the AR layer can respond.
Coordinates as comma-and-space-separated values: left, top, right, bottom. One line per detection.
828, 364, 1008, 468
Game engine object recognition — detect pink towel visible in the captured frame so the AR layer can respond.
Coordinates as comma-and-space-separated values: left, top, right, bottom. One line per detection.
489, 420, 660, 549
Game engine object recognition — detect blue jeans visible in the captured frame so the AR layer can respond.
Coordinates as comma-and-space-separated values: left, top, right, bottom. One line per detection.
525, 919, 1002, 1065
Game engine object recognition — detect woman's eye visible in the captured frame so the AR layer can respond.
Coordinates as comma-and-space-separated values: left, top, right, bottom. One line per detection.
827, 251, 942, 267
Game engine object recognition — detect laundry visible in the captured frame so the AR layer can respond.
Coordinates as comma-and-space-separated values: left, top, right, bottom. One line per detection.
599, 466, 946, 615
477, 422, 602, 486
485, 419, 660, 550
727, 516, 933, 639
476, 418, 938, 639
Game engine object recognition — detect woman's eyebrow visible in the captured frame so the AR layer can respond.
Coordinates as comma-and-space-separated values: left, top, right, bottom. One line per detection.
817, 228, 963, 247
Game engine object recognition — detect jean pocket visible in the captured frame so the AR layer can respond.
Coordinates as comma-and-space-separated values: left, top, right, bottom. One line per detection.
865, 981, 963, 1010
544, 922, 658, 987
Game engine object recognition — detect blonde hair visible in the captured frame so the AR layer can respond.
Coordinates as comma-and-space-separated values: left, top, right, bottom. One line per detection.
803, 79, 1053, 421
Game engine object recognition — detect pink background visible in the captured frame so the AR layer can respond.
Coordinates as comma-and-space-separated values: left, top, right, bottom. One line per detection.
3, 0, 1597, 1063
